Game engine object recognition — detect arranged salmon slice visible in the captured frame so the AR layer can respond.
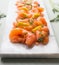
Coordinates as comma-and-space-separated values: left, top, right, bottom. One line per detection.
9, 1, 49, 48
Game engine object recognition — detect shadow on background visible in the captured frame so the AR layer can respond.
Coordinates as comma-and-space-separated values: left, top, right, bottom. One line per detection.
1, 58, 59, 63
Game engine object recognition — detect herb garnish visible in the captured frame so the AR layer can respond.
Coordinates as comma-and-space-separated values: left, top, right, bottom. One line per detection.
37, 37, 44, 42
0, 13, 6, 19
50, 15, 59, 22
53, 8, 59, 13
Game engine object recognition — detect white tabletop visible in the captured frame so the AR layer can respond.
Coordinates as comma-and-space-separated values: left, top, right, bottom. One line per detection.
0, 0, 59, 65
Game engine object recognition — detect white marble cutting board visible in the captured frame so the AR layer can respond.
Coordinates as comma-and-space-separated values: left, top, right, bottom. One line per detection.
0, 0, 58, 57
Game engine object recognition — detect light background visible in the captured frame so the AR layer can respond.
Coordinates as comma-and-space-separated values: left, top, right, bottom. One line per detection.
0, 0, 59, 65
